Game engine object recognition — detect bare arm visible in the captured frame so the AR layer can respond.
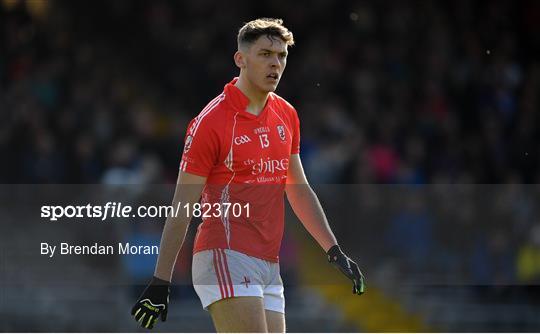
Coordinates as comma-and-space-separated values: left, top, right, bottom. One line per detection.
285, 154, 337, 252
153, 171, 206, 282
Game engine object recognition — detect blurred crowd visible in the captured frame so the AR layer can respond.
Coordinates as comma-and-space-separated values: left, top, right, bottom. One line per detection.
336, 184, 540, 288
2, 0, 540, 293
2, 0, 540, 184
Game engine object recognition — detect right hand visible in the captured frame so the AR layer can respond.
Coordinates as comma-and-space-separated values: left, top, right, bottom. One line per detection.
131, 276, 170, 329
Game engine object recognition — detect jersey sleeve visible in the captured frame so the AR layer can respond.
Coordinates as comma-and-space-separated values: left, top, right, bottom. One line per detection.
179, 117, 220, 177
291, 107, 301, 154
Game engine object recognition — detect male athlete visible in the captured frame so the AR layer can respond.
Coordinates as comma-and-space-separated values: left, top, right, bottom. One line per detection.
131, 18, 365, 332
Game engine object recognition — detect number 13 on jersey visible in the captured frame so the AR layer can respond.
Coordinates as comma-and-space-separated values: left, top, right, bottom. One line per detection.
259, 134, 270, 148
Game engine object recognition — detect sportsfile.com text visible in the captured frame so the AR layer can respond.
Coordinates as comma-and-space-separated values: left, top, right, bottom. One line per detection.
40, 202, 251, 221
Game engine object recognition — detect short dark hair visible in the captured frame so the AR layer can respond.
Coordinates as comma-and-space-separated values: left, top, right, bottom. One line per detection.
237, 18, 294, 49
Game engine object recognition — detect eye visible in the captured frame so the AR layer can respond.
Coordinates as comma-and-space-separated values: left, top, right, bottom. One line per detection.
261, 52, 270, 57
279, 53, 287, 59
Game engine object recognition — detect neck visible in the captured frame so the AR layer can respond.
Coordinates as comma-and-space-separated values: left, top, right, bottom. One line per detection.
234, 75, 269, 116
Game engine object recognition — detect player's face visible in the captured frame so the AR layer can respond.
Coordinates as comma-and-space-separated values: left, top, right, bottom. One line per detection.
244, 35, 288, 93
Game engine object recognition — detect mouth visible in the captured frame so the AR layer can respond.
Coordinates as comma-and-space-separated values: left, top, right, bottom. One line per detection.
266, 73, 279, 82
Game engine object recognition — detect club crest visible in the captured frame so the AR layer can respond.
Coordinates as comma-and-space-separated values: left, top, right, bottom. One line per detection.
183, 135, 193, 153
277, 125, 286, 141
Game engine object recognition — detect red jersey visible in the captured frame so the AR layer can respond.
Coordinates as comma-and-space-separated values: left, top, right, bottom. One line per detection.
180, 78, 300, 262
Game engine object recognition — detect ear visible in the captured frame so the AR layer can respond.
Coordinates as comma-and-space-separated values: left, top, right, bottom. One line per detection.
234, 51, 246, 69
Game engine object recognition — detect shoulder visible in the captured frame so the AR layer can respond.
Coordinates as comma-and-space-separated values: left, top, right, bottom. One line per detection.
271, 93, 296, 111
188, 93, 227, 135
270, 93, 298, 121
195, 92, 227, 122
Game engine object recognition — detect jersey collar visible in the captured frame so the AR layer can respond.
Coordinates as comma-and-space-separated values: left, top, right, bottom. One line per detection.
224, 77, 273, 119
224, 77, 251, 111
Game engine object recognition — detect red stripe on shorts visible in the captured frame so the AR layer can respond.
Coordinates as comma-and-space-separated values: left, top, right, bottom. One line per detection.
212, 249, 225, 299
219, 249, 235, 297
216, 249, 230, 298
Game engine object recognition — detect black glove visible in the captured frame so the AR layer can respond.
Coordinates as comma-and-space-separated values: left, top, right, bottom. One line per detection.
131, 276, 170, 329
327, 245, 366, 295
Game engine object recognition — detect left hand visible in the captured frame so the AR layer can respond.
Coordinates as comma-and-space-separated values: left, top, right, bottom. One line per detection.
327, 245, 366, 295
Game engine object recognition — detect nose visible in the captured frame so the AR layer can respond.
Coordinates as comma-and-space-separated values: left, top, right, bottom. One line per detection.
270, 55, 280, 68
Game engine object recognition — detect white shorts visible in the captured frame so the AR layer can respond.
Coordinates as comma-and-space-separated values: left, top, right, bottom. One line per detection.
192, 248, 285, 314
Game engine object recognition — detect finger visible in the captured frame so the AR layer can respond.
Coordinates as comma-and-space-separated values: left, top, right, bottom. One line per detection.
133, 307, 141, 318
350, 263, 365, 288
354, 280, 362, 295
134, 308, 143, 321
144, 315, 154, 329
345, 259, 356, 275
359, 278, 366, 294
359, 283, 365, 294
137, 312, 147, 325
161, 308, 168, 322
354, 278, 365, 295
357, 271, 366, 294
350, 262, 362, 279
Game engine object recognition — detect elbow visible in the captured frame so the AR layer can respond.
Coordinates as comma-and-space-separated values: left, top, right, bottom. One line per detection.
286, 183, 312, 204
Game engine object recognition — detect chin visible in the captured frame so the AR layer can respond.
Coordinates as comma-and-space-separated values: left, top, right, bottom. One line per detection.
257, 84, 276, 94
265, 82, 279, 92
